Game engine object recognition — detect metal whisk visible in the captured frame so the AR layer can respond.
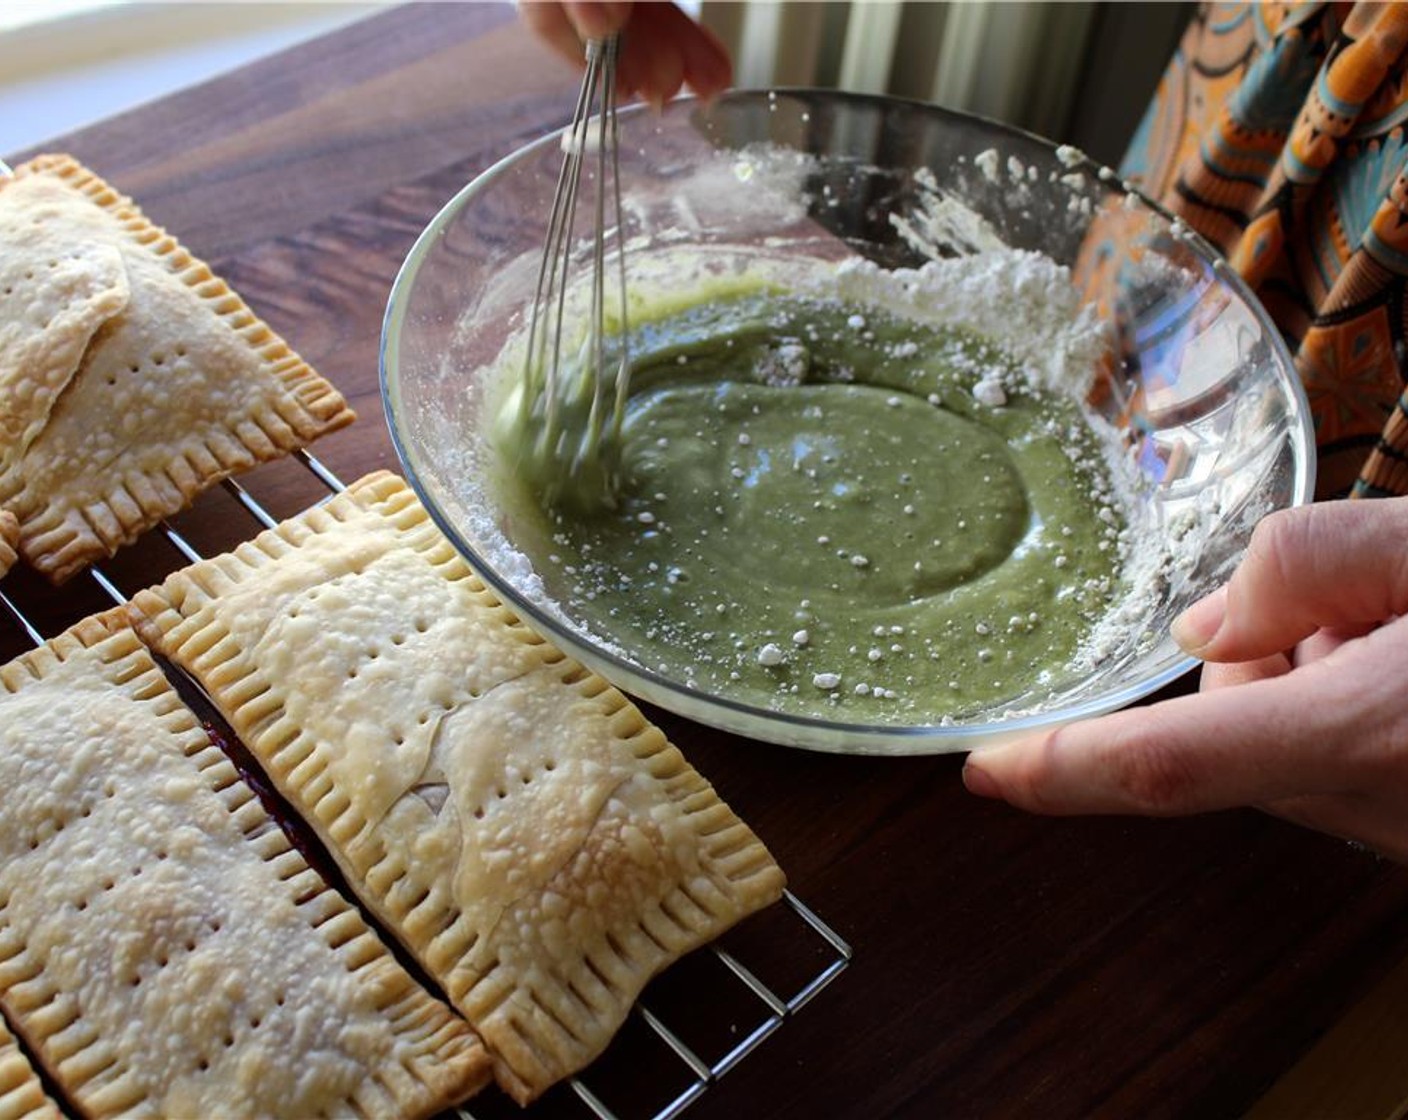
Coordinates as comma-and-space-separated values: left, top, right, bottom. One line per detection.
515, 34, 631, 510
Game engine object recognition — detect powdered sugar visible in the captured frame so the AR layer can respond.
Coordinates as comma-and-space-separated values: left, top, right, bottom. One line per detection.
890, 168, 1008, 255
826, 247, 1107, 399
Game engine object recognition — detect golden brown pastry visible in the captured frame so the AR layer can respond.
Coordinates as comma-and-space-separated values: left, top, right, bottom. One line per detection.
0, 611, 490, 1118
0, 510, 16, 580
0, 155, 354, 584
0, 1015, 62, 1120
129, 471, 787, 1103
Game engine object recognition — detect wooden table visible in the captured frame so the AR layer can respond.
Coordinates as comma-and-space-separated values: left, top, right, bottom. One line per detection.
7, 5, 1407, 1117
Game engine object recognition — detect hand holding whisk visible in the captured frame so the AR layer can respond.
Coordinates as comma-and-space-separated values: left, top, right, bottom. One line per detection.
509, 34, 632, 511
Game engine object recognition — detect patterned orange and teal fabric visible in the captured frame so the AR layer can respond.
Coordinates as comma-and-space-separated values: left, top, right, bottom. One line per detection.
1123, 1, 1408, 497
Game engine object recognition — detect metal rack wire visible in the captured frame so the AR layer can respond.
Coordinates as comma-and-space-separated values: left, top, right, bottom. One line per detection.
0, 448, 851, 1120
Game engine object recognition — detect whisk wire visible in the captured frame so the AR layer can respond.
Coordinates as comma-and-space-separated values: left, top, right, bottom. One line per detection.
523, 65, 587, 433
608, 44, 631, 438
518, 35, 630, 496
589, 44, 610, 440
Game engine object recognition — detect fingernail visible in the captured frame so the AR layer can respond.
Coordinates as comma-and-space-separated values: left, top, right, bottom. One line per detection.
567, 2, 618, 40
1171, 585, 1228, 654
962, 761, 1003, 800
601, 1, 631, 24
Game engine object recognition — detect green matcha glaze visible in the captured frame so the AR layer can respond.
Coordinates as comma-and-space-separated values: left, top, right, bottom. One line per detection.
496, 292, 1123, 721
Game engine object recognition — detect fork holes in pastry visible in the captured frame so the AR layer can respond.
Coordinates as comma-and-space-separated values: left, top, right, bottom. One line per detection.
196, 1059, 209, 1072
414, 618, 429, 633
391, 633, 406, 646
249, 1016, 261, 1029
472, 807, 485, 820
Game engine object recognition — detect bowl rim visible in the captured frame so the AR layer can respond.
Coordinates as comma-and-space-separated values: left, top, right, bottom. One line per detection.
379, 88, 1316, 753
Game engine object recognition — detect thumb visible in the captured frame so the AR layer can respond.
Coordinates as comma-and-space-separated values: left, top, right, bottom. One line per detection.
1171, 497, 1408, 663
962, 656, 1379, 817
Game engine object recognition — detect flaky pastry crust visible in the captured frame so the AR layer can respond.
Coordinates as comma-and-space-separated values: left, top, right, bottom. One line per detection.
0, 510, 16, 580
0, 611, 489, 1118
0, 155, 354, 584
129, 471, 787, 1103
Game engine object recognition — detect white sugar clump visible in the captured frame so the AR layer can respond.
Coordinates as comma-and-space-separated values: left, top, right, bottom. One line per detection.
758, 342, 809, 387
975, 148, 1001, 183
972, 377, 1007, 407
891, 168, 1007, 255
831, 243, 1108, 399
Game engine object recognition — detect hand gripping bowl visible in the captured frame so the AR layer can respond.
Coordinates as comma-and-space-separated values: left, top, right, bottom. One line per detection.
380, 90, 1314, 756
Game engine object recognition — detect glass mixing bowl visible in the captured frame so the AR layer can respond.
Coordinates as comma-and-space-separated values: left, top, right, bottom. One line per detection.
381, 90, 1314, 755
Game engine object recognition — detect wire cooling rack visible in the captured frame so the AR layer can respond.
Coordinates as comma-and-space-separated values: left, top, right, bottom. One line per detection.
0, 449, 851, 1120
